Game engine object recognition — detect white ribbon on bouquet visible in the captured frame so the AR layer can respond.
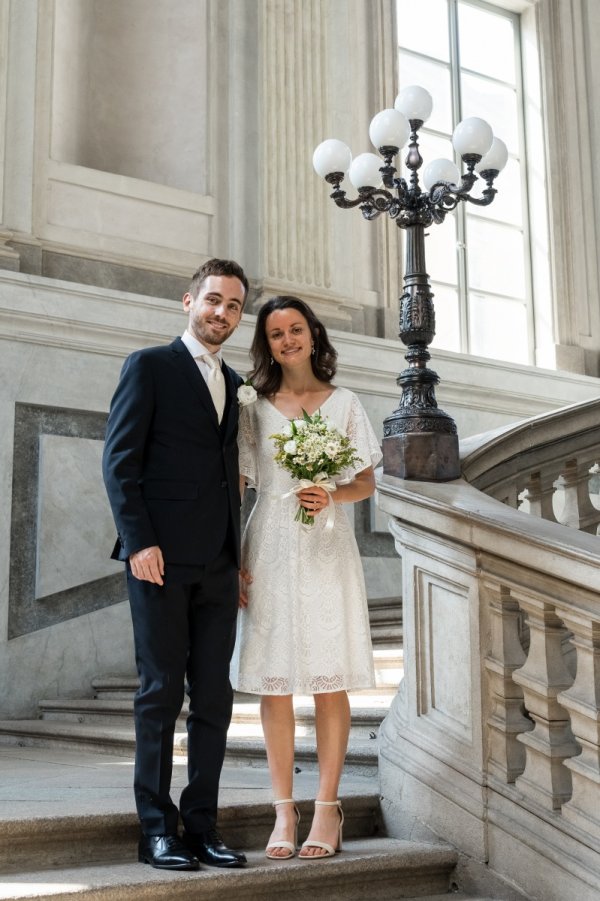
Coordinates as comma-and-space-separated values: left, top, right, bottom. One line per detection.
282, 472, 349, 531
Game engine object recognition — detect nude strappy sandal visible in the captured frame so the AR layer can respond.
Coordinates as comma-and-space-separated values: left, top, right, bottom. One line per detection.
265, 798, 301, 860
298, 799, 344, 859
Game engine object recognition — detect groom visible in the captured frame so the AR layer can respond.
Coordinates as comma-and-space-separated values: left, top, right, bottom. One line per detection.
102, 258, 248, 870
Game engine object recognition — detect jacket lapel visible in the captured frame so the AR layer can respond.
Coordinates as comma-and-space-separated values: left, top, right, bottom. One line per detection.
170, 337, 220, 431
221, 361, 240, 438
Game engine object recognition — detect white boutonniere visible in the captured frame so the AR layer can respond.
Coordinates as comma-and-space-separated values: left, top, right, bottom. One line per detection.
237, 380, 258, 407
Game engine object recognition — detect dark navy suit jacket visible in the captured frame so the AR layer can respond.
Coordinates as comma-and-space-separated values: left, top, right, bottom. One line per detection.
102, 336, 243, 569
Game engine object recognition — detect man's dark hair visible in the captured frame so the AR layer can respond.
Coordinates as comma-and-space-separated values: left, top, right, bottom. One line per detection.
188, 258, 249, 303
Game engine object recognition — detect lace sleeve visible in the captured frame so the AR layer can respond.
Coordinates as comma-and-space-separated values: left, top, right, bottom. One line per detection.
345, 392, 383, 477
238, 404, 258, 488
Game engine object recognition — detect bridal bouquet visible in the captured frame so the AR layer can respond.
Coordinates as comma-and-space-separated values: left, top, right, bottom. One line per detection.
270, 409, 362, 525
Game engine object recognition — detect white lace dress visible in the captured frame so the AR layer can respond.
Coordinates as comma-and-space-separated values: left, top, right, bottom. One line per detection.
230, 387, 382, 695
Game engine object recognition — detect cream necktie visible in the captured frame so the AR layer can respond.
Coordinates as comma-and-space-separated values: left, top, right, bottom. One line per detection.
201, 353, 226, 423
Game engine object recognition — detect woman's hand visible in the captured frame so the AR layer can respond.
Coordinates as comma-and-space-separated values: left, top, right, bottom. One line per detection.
239, 568, 253, 608
297, 484, 329, 515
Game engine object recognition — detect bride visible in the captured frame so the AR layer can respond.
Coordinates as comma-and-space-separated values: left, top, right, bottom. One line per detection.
231, 295, 382, 860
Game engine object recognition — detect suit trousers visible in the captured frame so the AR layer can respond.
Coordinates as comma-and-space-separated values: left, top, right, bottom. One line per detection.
127, 545, 239, 835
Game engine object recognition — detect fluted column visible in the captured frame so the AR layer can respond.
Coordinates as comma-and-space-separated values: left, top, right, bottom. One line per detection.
484, 584, 533, 783
558, 613, 600, 836
512, 597, 579, 810
261, 0, 335, 292
256, 0, 394, 332
537, 0, 600, 374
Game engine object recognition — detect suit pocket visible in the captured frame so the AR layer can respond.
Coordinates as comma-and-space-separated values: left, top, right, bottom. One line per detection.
142, 480, 199, 499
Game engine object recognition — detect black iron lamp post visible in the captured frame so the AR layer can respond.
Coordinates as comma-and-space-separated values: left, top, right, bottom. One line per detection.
313, 85, 508, 481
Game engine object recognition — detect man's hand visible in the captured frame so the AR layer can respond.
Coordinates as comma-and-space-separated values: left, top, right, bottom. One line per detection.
129, 546, 165, 585
239, 568, 252, 608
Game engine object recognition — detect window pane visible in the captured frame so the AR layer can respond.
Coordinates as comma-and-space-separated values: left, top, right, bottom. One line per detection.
458, 2, 516, 83
469, 294, 528, 363
425, 211, 458, 285
461, 73, 519, 154
398, 53, 453, 134
418, 132, 454, 164
430, 284, 461, 352
466, 218, 526, 299
396, 0, 535, 367
469, 156, 522, 227
397, 0, 449, 62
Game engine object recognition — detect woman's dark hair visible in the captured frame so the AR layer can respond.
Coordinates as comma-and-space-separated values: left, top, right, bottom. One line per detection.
249, 296, 337, 396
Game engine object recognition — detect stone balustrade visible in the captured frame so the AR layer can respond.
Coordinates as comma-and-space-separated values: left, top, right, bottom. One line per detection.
376, 396, 600, 900
461, 396, 600, 533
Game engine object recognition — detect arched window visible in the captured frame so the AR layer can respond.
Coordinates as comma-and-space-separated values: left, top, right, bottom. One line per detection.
397, 0, 546, 365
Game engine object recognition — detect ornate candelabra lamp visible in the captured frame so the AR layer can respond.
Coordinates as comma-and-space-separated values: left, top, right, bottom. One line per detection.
313, 85, 508, 480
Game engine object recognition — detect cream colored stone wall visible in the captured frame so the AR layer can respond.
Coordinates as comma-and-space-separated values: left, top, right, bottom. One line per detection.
0, 0, 599, 369
0, 271, 598, 718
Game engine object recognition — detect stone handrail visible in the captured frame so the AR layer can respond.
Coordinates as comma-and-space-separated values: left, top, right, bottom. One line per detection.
460, 395, 600, 532
376, 398, 600, 900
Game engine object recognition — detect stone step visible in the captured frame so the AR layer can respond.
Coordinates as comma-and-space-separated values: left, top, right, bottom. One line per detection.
0, 839, 458, 901
368, 596, 403, 648
38, 698, 139, 724
223, 737, 378, 776
0, 649, 401, 766
91, 675, 139, 700
0, 720, 141, 757
0, 795, 382, 873
38, 698, 390, 739
0, 721, 378, 774
228, 705, 388, 740
90, 648, 404, 701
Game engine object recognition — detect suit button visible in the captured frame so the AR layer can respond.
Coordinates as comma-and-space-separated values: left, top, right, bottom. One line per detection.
221, 481, 228, 488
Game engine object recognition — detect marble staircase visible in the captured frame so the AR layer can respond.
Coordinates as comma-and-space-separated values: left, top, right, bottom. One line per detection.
0, 596, 522, 895
0, 744, 508, 900
0, 647, 403, 774
0, 594, 403, 765
0, 794, 463, 901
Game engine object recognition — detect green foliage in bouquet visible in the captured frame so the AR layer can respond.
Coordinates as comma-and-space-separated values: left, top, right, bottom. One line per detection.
270, 408, 362, 524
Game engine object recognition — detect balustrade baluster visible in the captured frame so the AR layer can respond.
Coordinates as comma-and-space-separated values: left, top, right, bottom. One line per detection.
520, 470, 558, 522
556, 613, 600, 838
484, 583, 533, 783
512, 597, 579, 810
553, 459, 600, 534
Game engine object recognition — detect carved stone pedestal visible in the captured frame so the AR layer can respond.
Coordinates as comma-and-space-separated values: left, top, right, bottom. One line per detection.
382, 431, 460, 481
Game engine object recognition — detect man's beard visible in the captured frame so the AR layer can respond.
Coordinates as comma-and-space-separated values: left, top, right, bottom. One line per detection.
193, 320, 232, 346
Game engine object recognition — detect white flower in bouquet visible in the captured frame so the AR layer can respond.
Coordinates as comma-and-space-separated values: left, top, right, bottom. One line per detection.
270, 408, 362, 525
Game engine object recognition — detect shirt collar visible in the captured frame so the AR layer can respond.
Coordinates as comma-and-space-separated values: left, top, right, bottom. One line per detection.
181, 329, 223, 363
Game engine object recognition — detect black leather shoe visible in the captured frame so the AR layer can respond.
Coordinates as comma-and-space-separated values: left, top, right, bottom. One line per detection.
183, 828, 247, 868
138, 834, 200, 870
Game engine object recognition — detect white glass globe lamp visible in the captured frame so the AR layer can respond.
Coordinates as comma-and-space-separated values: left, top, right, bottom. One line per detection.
348, 153, 383, 189
423, 158, 461, 192
452, 117, 493, 159
312, 139, 352, 178
369, 108, 410, 152
394, 85, 433, 124
475, 137, 509, 174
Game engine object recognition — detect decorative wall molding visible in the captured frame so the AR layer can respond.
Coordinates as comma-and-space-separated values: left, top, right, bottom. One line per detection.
8, 403, 126, 639
1, 271, 599, 424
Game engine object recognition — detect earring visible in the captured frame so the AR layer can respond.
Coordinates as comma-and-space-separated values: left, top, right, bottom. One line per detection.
270, 356, 274, 366
311, 344, 316, 356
